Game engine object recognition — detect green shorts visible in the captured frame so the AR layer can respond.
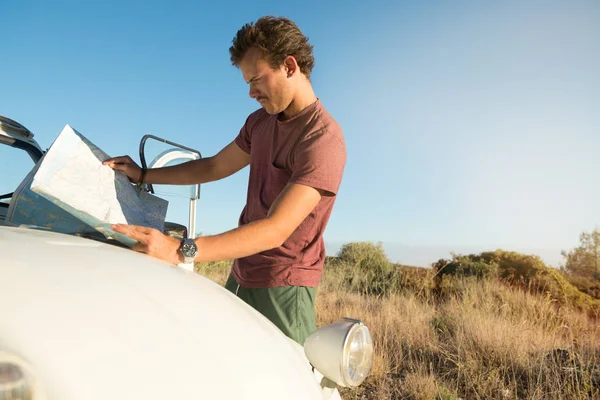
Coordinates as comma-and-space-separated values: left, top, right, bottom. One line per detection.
225, 273, 317, 345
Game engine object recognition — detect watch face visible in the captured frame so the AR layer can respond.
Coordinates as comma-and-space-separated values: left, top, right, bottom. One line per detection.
182, 240, 198, 257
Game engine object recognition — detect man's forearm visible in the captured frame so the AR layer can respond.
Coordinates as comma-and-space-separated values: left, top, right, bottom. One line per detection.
145, 158, 218, 185
193, 218, 286, 262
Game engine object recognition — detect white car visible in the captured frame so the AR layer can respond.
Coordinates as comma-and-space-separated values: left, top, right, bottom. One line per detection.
0, 116, 373, 400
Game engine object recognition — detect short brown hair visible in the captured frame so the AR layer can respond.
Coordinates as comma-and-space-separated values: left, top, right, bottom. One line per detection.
229, 16, 315, 77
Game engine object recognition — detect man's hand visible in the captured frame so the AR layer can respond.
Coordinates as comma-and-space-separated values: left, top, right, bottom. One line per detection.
111, 224, 183, 265
103, 156, 143, 183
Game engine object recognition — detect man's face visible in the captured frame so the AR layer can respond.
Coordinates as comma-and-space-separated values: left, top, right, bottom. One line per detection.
239, 47, 293, 115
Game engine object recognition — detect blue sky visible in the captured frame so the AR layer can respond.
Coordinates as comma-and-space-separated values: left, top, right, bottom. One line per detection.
2, 1, 599, 267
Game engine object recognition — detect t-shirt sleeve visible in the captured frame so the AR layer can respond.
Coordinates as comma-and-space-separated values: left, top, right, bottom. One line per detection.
290, 129, 346, 196
234, 115, 252, 154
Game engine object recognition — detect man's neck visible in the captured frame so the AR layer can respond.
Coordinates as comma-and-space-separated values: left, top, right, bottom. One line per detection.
280, 84, 317, 121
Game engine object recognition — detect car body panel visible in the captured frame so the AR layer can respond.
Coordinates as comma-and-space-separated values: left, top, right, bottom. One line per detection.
0, 226, 325, 399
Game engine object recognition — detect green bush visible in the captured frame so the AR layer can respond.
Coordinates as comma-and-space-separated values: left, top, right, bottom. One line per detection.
433, 250, 600, 315
433, 254, 499, 279
435, 250, 549, 282
333, 242, 399, 296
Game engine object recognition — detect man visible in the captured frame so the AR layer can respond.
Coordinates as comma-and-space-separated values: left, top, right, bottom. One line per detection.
103, 16, 346, 345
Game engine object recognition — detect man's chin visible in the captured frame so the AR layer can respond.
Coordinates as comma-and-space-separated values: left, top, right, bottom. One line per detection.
262, 105, 281, 115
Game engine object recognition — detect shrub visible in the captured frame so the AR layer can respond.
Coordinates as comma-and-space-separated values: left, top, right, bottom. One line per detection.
433, 254, 499, 279
333, 242, 399, 296
433, 250, 600, 316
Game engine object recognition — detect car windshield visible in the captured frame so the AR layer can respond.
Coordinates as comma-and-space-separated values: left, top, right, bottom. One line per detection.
0, 142, 38, 222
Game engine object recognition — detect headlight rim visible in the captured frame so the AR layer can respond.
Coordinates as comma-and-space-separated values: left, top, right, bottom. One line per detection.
339, 318, 372, 387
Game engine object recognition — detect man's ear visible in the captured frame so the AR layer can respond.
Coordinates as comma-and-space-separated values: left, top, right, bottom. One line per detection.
284, 56, 298, 78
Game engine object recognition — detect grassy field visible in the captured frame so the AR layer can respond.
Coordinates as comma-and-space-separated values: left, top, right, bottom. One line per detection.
195, 245, 600, 400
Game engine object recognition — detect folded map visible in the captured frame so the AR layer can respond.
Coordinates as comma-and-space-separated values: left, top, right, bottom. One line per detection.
7, 125, 168, 246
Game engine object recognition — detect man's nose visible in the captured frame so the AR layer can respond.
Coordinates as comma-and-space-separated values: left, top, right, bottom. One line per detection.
249, 85, 260, 99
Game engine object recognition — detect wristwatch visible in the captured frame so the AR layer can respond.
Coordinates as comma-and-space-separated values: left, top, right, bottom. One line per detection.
180, 238, 198, 264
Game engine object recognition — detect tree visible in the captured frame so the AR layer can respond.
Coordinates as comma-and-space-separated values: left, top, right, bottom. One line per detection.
561, 228, 600, 281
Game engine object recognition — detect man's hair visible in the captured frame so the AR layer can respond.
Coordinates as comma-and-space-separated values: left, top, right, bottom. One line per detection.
229, 16, 315, 77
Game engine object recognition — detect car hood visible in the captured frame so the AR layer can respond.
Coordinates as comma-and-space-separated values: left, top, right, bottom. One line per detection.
0, 227, 322, 399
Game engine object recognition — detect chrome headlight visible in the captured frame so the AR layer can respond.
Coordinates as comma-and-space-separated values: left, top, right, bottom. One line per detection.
304, 318, 373, 387
0, 351, 43, 400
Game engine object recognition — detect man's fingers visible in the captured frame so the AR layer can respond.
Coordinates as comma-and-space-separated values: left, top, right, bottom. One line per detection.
103, 156, 138, 174
131, 243, 147, 253
111, 224, 180, 264
103, 156, 132, 166
102, 156, 141, 182
111, 224, 152, 242
105, 163, 128, 173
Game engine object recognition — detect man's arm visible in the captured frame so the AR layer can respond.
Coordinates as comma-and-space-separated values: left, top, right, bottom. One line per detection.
103, 140, 250, 185
192, 183, 322, 261
111, 183, 322, 264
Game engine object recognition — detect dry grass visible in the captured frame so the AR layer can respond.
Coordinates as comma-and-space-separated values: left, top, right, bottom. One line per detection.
195, 254, 600, 400
194, 260, 231, 286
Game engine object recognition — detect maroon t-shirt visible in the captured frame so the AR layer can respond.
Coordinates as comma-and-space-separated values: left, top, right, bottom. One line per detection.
231, 100, 346, 288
